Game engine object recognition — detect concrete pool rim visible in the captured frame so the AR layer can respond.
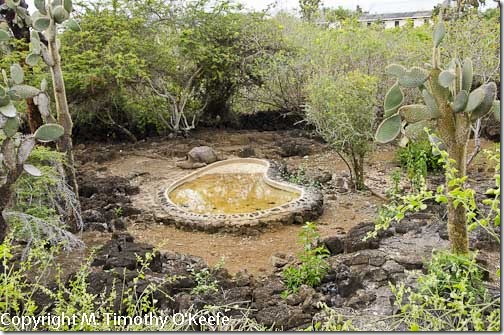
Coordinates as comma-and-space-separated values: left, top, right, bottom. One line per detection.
157, 158, 324, 233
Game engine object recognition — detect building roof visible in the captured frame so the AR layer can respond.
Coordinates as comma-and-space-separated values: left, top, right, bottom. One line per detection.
359, 10, 432, 22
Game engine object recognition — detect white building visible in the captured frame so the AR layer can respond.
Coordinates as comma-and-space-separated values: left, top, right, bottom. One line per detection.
358, 11, 433, 28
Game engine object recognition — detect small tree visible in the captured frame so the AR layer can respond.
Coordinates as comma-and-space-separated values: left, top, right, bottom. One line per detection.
374, 17, 499, 254
305, 70, 378, 190
299, 0, 322, 21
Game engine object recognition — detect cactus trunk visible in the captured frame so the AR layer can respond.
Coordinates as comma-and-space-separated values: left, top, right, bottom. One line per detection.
446, 143, 469, 254
47, 23, 80, 231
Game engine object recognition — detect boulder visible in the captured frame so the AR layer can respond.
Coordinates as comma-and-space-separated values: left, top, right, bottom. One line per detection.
188, 146, 218, 164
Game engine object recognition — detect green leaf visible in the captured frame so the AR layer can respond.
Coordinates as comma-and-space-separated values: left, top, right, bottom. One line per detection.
433, 21, 445, 47
375, 113, 401, 144
10, 63, 24, 84
23, 164, 42, 177
0, 29, 10, 42
0, 103, 16, 117
34, 123, 64, 142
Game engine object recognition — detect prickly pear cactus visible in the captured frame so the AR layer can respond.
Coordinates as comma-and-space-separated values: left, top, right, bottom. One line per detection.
375, 18, 500, 145
374, 16, 500, 255
1, 64, 64, 178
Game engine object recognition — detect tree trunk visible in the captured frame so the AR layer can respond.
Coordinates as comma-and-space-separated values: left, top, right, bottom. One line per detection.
447, 142, 469, 254
47, 24, 80, 232
352, 155, 365, 191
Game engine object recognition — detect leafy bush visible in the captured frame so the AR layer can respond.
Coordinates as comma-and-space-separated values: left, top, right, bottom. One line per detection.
305, 70, 378, 190
282, 222, 329, 294
391, 251, 500, 331
7, 146, 82, 249
396, 140, 443, 189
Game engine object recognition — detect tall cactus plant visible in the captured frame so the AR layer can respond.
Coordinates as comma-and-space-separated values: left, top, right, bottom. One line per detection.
0, 64, 64, 243
375, 17, 500, 254
30, 0, 80, 198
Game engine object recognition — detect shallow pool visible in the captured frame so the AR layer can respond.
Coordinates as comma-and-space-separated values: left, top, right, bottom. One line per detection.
168, 173, 300, 214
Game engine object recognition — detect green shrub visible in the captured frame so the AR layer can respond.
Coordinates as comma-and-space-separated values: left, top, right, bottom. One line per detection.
391, 251, 500, 331
7, 146, 82, 249
282, 222, 329, 295
305, 70, 378, 190
396, 140, 443, 190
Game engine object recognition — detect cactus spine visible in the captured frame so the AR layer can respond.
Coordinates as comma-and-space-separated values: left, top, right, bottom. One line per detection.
375, 17, 499, 254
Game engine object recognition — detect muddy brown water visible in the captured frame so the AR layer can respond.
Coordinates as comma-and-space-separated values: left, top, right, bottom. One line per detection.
72, 130, 498, 275
169, 173, 300, 214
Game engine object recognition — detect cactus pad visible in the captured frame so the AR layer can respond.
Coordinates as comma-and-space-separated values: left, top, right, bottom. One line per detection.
433, 21, 445, 47
375, 113, 401, 143
404, 120, 434, 140
398, 67, 429, 88
471, 82, 497, 121
461, 59, 473, 92
17, 137, 36, 164
384, 81, 404, 117
52, 6, 69, 24
493, 100, 500, 122
3, 116, 18, 137
32, 15, 50, 31
10, 64, 24, 85
11, 85, 41, 99
464, 87, 485, 113
34, 0, 47, 14
34, 123, 65, 142
26, 53, 41, 66
0, 29, 9, 42
438, 70, 456, 88
23, 164, 42, 177
452, 90, 468, 113
399, 104, 439, 123
0, 103, 16, 118
386, 64, 406, 78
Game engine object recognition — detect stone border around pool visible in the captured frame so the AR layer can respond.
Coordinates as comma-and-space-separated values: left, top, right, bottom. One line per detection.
157, 158, 324, 233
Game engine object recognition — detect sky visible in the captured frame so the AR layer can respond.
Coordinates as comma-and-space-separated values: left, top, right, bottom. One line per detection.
23, 0, 497, 14
240, 0, 447, 13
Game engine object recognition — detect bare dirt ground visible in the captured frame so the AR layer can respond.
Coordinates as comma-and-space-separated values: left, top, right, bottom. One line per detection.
72, 129, 498, 275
